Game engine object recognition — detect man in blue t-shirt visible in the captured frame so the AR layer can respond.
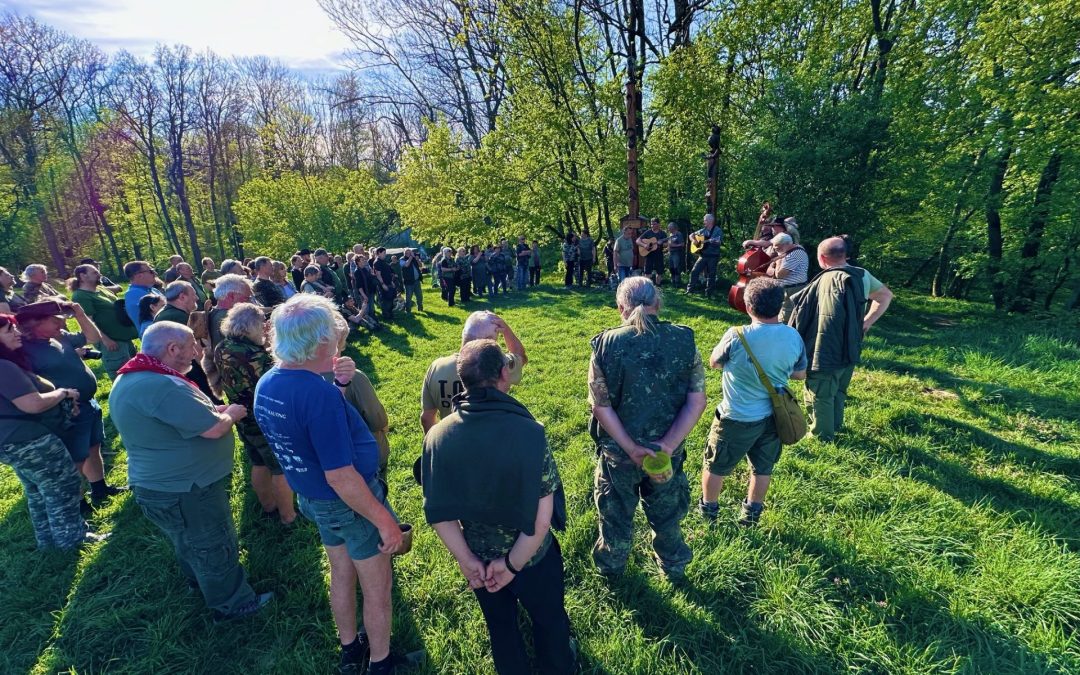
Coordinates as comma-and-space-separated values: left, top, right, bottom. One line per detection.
123, 260, 163, 325
253, 294, 417, 675
699, 277, 807, 526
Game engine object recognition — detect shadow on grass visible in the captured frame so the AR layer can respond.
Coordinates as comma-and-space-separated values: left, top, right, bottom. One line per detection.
0, 494, 82, 674
775, 523, 1063, 672
883, 412, 1080, 549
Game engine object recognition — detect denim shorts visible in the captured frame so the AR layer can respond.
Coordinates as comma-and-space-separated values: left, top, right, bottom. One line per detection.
298, 477, 396, 561
59, 398, 104, 463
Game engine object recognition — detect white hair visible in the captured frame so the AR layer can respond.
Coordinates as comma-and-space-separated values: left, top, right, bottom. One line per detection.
461, 310, 499, 346
616, 277, 662, 335
770, 233, 793, 248
141, 322, 193, 359
221, 302, 266, 344
22, 264, 46, 282
269, 294, 344, 365
213, 274, 251, 301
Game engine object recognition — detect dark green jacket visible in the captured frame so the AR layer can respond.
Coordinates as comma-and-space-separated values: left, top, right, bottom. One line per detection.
421, 387, 566, 535
154, 305, 190, 327
786, 267, 867, 371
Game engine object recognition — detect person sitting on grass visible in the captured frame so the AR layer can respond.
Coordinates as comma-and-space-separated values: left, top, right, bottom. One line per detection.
110, 321, 272, 622
213, 302, 296, 525
254, 294, 420, 674
699, 277, 807, 526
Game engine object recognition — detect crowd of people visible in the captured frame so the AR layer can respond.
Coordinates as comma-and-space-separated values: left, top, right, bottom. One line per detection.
0, 226, 892, 674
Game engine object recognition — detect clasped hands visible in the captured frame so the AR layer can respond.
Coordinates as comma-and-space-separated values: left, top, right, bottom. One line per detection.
456, 554, 517, 593
624, 439, 675, 467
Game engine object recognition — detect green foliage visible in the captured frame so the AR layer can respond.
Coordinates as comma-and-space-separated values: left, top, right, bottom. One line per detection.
234, 169, 395, 258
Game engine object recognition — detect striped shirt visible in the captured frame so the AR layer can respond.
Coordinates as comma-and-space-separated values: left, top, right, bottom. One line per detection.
773, 247, 809, 286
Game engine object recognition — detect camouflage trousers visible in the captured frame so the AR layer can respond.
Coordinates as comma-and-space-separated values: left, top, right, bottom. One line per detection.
593, 446, 692, 575
0, 433, 86, 549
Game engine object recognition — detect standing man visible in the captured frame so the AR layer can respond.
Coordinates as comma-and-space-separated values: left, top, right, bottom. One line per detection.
686, 213, 724, 296
420, 311, 527, 433
155, 281, 220, 403
613, 227, 635, 283
588, 277, 706, 580
699, 278, 806, 526
69, 264, 139, 379
666, 222, 685, 288
498, 239, 514, 292
290, 253, 307, 291
176, 262, 209, 306
163, 255, 185, 283
422, 340, 575, 674
254, 295, 417, 674
372, 248, 396, 322
515, 236, 531, 291
200, 257, 221, 290
110, 322, 272, 621
78, 258, 122, 292
577, 228, 595, 287
252, 256, 287, 308
123, 260, 164, 326
399, 248, 425, 313
20, 264, 63, 304
18, 301, 127, 506
315, 249, 346, 302
786, 236, 893, 441
636, 218, 668, 285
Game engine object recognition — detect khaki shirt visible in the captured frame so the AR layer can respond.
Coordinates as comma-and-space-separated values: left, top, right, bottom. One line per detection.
422, 351, 524, 418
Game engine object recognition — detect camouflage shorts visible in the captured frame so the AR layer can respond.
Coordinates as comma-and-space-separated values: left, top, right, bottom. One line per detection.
236, 419, 282, 475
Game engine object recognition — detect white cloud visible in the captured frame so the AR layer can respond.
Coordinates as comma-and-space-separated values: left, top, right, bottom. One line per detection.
3, 0, 353, 74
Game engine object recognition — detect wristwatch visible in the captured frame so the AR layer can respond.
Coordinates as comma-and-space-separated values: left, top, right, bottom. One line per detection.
334, 378, 350, 388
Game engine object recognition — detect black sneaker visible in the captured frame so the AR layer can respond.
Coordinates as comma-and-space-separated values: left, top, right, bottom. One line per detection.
698, 499, 719, 522
79, 498, 93, 516
738, 500, 765, 527
91, 484, 129, 506
339, 632, 370, 674
367, 649, 425, 675
213, 591, 273, 622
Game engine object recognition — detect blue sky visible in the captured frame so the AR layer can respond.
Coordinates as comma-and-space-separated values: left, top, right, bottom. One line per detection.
1, 0, 353, 77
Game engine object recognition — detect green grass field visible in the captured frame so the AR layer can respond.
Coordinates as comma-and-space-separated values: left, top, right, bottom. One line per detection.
2, 279, 1079, 674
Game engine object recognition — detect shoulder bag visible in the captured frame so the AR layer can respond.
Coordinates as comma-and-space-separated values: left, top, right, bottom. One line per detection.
735, 327, 807, 445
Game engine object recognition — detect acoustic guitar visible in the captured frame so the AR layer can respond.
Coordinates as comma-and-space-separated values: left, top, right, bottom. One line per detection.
637, 237, 662, 259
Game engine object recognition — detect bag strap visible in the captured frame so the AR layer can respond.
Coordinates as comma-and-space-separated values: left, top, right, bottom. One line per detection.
735, 327, 779, 396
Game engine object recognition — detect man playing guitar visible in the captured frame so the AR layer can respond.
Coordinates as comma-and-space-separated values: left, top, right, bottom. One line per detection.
636, 217, 668, 284
686, 214, 724, 296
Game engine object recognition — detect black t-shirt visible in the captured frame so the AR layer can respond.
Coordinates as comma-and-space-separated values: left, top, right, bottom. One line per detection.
639, 229, 667, 257
374, 259, 394, 288
516, 243, 530, 262
253, 278, 286, 308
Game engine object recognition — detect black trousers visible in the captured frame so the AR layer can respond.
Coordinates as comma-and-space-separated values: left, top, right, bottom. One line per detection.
577, 260, 594, 286
473, 539, 574, 675
563, 261, 576, 287
458, 276, 472, 302
529, 266, 541, 286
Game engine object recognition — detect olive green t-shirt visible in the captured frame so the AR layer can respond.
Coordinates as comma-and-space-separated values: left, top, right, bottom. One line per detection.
72, 288, 138, 342
154, 305, 190, 327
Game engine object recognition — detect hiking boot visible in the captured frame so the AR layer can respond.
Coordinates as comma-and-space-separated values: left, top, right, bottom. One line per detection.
213, 591, 274, 622
91, 484, 129, 506
738, 500, 765, 527
698, 499, 719, 522
367, 649, 426, 675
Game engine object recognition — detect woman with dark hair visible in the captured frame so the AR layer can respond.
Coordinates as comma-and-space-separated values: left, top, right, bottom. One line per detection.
137, 294, 166, 339
0, 314, 104, 549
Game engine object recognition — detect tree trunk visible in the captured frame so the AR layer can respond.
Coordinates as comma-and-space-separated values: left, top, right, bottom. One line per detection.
1010, 151, 1062, 312
147, 147, 183, 255
985, 147, 1011, 310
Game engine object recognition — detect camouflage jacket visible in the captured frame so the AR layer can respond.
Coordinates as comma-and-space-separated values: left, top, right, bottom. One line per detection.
213, 335, 272, 409
588, 315, 705, 460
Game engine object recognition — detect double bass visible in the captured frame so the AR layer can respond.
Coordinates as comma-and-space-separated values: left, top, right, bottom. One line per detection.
727, 246, 775, 313
727, 202, 778, 313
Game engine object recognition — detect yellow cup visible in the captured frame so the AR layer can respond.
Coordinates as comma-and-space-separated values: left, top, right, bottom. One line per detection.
642, 453, 673, 484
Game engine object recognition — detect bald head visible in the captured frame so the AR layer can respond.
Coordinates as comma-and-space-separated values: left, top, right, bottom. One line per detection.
817, 237, 848, 268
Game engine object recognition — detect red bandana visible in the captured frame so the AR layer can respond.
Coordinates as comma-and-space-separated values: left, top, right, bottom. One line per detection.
117, 353, 199, 390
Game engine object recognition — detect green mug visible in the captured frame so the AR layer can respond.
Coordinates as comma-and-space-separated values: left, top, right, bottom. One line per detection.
642, 453, 673, 484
